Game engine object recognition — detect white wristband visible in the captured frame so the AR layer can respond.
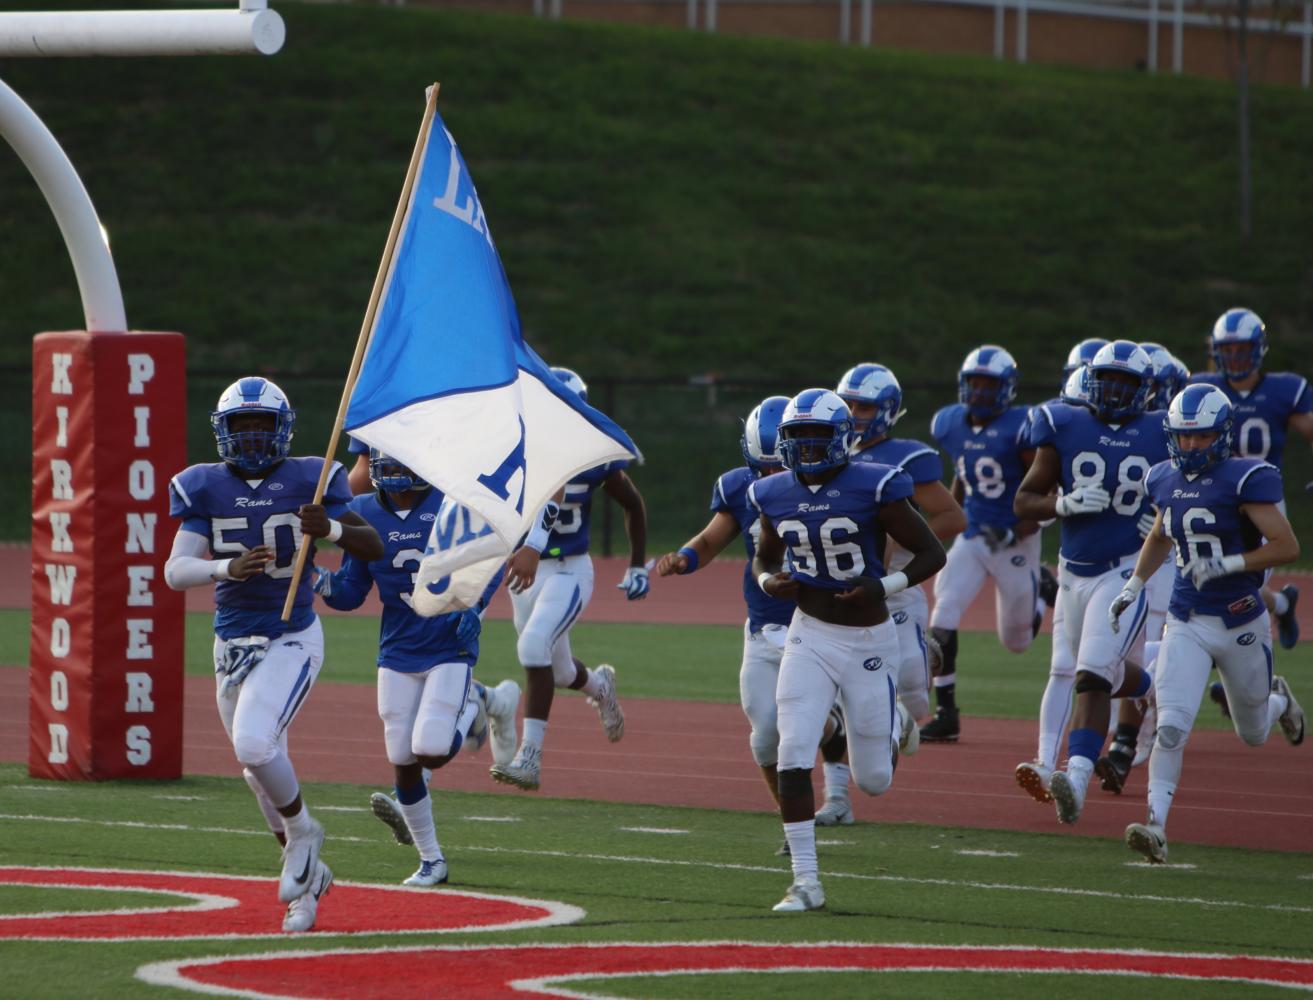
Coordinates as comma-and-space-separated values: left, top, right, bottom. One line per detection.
757, 571, 775, 593
326, 519, 344, 543
215, 559, 233, 582
879, 571, 909, 597
1221, 554, 1247, 574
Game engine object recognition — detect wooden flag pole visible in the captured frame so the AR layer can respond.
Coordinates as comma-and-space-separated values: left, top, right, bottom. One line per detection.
280, 83, 441, 621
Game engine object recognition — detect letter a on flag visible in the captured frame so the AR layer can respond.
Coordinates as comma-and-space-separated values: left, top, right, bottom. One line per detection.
345, 88, 638, 613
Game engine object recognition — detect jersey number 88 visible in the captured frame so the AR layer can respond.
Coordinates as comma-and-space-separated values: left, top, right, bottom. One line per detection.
1070, 451, 1151, 516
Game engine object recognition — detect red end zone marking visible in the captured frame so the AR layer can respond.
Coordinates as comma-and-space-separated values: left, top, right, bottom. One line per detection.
137, 942, 1313, 999
0, 867, 582, 940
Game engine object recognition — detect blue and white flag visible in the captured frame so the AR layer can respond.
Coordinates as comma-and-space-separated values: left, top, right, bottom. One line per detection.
345, 94, 638, 613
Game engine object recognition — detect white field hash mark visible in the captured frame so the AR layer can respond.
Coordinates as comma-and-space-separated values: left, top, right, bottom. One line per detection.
956, 849, 1021, 858
618, 827, 689, 835
461, 816, 522, 823
2, 811, 1304, 916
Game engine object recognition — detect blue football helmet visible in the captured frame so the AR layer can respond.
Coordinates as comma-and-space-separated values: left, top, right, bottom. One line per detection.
551, 366, 588, 401
835, 363, 906, 444
741, 395, 788, 474
957, 345, 1018, 421
1087, 340, 1153, 422
369, 448, 428, 492
1210, 308, 1267, 380
1062, 338, 1109, 387
1140, 343, 1191, 412
1167, 384, 1233, 474
1060, 364, 1093, 407
778, 388, 854, 475
210, 376, 295, 474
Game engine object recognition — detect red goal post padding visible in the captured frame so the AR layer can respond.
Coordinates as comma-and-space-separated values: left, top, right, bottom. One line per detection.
30, 331, 186, 780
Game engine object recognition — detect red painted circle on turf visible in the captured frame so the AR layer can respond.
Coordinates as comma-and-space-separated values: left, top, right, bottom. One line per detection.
0, 867, 579, 939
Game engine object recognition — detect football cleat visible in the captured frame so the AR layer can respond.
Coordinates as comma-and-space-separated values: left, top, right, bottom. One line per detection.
282, 860, 332, 933
1273, 675, 1305, 746
1094, 747, 1132, 795
895, 700, 920, 756
588, 664, 625, 742
1014, 761, 1053, 804
776, 838, 791, 858
814, 797, 854, 827
1049, 771, 1085, 825
1038, 565, 1059, 608
919, 706, 960, 743
403, 858, 449, 887
466, 685, 490, 753
370, 792, 414, 847
1125, 822, 1169, 864
772, 876, 826, 913
485, 679, 522, 767
278, 814, 325, 903
490, 743, 542, 791
1209, 681, 1232, 719
1276, 585, 1300, 650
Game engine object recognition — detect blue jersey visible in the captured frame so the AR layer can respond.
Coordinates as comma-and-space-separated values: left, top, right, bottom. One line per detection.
319, 489, 502, 672
748, 463, 915, 592
1188, 372, 1311, 467
544, 461, 628, 558
931, 404, 1032, 537
168, 457, 352, 640
1147, 458, 1282, 627
1029, 404, 1169, 574
852, 436, 943, 486
710, 467, 795, 631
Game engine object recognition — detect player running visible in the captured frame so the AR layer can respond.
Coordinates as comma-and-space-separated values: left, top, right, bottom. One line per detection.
750, 388, 946, 912
493, 367, 648, 791
1189, 307, 1312, 649
165, 377, 384, 933
1013, 342, 1164, 821
313, 450, 520, 886
1110, 384, 1304, 863
923, 346, 1039, 743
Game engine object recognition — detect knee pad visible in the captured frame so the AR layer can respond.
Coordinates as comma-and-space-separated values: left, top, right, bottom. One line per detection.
898, 687, 929, 722
232, 731, 277, 768
516, 627, 554, 669
1155, 724, 1189, 752
776, 767, 812, 800
1075, 673, 1113, 696
854, 766, 893, 797
1237, 727, 1268, 748
749, 721, 779, 768
1001, 626, 1033, 655
412, 714, 460, 760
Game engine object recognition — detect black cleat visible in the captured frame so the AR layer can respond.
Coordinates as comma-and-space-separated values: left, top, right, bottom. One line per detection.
1095, 747, 1132, 795
919, 706, 960, 743
1209, 681, 1231, 719
1038, 565, 1059, 608
1276, 585, 1300, 650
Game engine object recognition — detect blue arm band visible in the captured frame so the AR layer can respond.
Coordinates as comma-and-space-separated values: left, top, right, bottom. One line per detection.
677, 546, 699, 574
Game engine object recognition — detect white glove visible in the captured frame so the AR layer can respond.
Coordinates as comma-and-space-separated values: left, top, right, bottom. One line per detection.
312, 566, 333, 598
218, 636, 271, 697
1055, 485, 1111, 518
1184, 554, 1246, 590
617, 565, 650, 601
1136, 511, 1157, 540
1108, 576, 1144, 634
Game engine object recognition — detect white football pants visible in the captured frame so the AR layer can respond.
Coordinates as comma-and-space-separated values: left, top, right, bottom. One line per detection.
510, 553, 594, 684
739, 621, 786, 767
378, 662, 479, 765
888, 584, 931, 720
931, 531, 1041, 653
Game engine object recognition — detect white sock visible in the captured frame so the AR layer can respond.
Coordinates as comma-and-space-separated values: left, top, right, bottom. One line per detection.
1147, 739, 1183, 829
581, 668, 603, 698
1267, 691, 1289, 730
522, 717, 548, 750
822, 762, 850, 802
1037, 673, 1075, 769
1272, 590, 1291, 616
1066, 754, 1094, 793
933, 672, 956, 689
243, 767, 285, 838
282, 803, 314, 839
456, 698, 479, 739
783, 819, 818, 881
399, 792, 442, 862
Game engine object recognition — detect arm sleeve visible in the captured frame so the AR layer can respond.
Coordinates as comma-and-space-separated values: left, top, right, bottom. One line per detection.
319, 552, 374, 611
163, 528, 229, 590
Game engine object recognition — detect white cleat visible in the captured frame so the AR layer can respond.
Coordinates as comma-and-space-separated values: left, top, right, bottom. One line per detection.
896, 700, 920, 756
1014, 761, 1053, 804
772, 876, 825, 912
403, 857, 449, 887
282, 860, 332, 933
370, 792, 413, 847
486, 679, 522, 767
467, 685, 490, 753
589, 664, 625, 742
278, 815, 325, 903
1125, 822, 1169, 864
814, 797, 854, 827
1273, 675, 1305, 746
490, 743, 542, 791
1049, 771, 1085, 825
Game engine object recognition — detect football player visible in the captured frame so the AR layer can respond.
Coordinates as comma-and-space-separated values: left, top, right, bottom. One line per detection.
1110, 384, 1304, 863
923, 347, 1039, 743
1189, 308, 1312, 649
165, 377, 384, 932
1013, 341, 1164, 822
837, 363, 964, 772
492, 367, 649, 791
655, 397, 800, 814
750, 388, 946, 912
313, 450, 520, 886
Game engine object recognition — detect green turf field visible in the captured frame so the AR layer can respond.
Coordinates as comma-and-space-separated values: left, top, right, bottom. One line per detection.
0, 763, 1310, 998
